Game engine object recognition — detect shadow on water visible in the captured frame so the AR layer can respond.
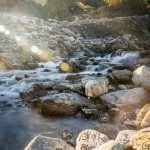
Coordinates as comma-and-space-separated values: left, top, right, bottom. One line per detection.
0, 106, 98, 150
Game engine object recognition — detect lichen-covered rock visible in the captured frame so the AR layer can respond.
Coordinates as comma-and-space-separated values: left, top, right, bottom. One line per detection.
24, 135, 75, 150
76, 129, 109, 150
93, 140, 123, 150
136, 104, 150, 128
132, 66, 150, 90
130, 127, 150, 150
85, 78, 109, 98
115, 130, 137, 148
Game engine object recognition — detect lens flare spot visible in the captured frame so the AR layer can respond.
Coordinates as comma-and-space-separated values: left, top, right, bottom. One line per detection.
0, 25, 5, 32
5, 30, 10, 35
31, 46, 39, 53
15, 36, 21, 41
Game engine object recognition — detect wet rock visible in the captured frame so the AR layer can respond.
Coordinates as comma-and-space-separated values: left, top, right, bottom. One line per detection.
112, 69, 132, 83
33, 82, 54, 90
85, 78, 109, 98
53, 83, 84, 95
66, 74, 82, 82
93, 123, 120, 140
15, 76, 22, 81
24, 135, 74, 150
76, 129, 109, 150
59, 60, 85, 73
81, 108, 100, 119
25, 63, 39, 70
0, 101, 12, 108
22, 92, 90, 116
132, 66, 150, 90
130, 127, 150, 150
115, 130, 137, 149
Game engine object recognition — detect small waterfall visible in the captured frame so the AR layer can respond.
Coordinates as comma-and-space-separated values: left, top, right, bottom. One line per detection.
105, 49, 139, 65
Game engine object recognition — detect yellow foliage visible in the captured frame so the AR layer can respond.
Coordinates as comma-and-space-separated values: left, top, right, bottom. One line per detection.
104, 0, 122, 7
77, 2, 93, 10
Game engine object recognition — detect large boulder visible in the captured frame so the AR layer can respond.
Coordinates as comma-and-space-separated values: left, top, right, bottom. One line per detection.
101, 88, 150, 108
130, 127, 150, 150
24, 135, 74, 150
132, 66, 150, 90
112, 69, 132, 82
85, 78, 109, 98
76, 129, 109, 150
101, 88, 150, 124
22, 92, 90, 116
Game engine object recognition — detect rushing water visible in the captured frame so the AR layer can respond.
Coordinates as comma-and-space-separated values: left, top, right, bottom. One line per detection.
0, 51, 139, 150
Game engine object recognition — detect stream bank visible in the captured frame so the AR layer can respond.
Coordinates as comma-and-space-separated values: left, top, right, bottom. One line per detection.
0, 14, 150, 150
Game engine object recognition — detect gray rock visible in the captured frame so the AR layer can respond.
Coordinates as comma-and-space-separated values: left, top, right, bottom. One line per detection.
23, 92, 90, 116
115, 130, 137, 149
93, 123, 120, 140
139, 57, 150, 65
24, 135, 74, 150
76, 129, 109, 150
112, 69, 132, 82
132, 66, 150, 90
85, 78, 109, 98
122, 34, 133, 41
118, 85, 127, 90
101, 88, 150, 108
100, 90, 129, 108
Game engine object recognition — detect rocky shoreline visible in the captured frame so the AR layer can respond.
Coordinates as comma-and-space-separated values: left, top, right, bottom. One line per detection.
0, 14, 150, 150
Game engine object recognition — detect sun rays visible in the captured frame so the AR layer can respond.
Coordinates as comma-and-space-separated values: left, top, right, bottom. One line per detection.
0, 22, 54, 70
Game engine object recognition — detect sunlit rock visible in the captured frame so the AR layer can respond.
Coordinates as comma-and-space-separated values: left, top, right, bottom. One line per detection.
24, 135, 74, 150
132, 66, 150, 90
93, 140, 123, 150
59, 63, 73, 73
76, 129, 109, 150
130, 127, 150, 150
21, 92, 91, 116
85, 78, 109, 98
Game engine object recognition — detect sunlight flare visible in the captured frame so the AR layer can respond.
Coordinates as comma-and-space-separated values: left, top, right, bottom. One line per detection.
31, 46, 39, 53
5, 30, 10, 35
0, 25, 5, 32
